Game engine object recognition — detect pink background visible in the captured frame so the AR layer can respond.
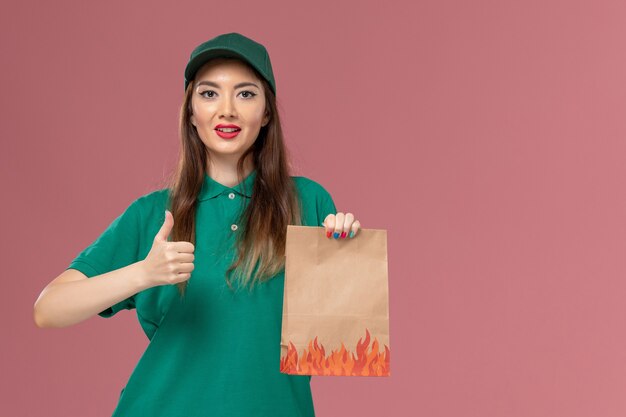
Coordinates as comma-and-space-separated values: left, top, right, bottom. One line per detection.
4, 0, 626, 416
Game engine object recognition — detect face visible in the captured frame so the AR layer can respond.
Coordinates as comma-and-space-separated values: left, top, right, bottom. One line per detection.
190, 58, 269, 164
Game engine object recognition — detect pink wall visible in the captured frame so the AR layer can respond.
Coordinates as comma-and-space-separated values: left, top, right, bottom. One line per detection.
5, 0, 626, 416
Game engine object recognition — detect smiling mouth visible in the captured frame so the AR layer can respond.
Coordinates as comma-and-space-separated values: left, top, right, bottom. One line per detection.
215, 128, 241, 139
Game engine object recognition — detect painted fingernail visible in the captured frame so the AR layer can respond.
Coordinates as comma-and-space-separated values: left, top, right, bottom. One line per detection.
349, 231, 355, 238
340, 231, 347, 239
326, 230, 332, 238
333, 232, 340, 239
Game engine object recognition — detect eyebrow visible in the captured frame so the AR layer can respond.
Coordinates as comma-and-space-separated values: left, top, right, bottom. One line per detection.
196, 81, 260, 90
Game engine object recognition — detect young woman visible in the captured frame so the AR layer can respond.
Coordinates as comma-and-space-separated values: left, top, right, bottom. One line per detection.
34, 32, 361, 416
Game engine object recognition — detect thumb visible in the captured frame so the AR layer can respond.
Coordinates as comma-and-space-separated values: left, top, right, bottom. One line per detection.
154, 210, 174, 242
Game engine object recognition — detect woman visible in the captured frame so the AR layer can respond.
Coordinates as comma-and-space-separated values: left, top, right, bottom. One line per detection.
34, 32, 362, 416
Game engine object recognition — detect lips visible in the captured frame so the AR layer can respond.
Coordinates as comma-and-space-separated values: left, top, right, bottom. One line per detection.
213, 123, 241, 139
215, 124, 241, 132
215, 127, 241, 139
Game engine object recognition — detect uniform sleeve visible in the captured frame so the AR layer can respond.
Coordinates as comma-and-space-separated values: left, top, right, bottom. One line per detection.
66, 198, 142, 318
316, 183, 337, 225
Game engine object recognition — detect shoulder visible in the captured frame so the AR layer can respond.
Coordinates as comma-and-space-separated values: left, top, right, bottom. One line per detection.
291, 175, 333, 199
291, 176, 336, 224
128, 188, 170, 222
135, 188, 170, 206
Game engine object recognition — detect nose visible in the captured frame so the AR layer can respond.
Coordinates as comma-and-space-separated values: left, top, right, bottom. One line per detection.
218, 95, 237, 119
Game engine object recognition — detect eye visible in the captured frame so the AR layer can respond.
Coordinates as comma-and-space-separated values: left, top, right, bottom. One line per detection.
199, 90, 216, 98
198, 90, 258, 99
240, 90, 258, 99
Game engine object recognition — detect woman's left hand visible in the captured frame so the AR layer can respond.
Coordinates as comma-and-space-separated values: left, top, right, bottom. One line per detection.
322, 212, 361, 239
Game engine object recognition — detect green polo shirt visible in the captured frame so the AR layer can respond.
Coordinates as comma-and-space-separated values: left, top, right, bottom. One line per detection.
66, 169, 337, 417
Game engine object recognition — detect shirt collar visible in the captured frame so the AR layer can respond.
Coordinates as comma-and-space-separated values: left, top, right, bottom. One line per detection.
197, 169, 257, 201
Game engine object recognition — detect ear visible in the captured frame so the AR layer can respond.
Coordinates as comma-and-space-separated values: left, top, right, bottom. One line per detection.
190, 114, 196, 127
262, 112, 270, 127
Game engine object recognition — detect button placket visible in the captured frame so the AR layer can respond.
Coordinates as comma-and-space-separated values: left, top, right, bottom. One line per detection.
223, 190, 239, 232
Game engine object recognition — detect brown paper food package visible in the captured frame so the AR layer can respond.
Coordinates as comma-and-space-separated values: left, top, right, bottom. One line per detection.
279, 225, 390, 377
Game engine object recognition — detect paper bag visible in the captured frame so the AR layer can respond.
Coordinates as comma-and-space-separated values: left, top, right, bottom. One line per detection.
279, 225, 390, 377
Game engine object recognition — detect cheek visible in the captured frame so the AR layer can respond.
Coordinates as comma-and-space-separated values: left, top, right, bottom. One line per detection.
192, 104, 218, 125
250, 108, 267, 125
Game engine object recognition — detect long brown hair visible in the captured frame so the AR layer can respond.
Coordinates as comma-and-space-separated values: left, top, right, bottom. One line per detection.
164, 58, 302, 297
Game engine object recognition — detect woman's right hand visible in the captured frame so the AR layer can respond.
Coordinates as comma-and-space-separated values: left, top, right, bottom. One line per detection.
140, 210, 195, 287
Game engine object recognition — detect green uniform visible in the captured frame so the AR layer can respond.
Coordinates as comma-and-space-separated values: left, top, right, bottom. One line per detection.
66, 169, 337, 417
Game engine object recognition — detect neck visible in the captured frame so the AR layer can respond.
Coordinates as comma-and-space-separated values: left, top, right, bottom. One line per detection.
206, 155, 254, 188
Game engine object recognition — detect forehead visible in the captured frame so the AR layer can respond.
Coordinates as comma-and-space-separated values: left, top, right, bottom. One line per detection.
195, 58, 259, 82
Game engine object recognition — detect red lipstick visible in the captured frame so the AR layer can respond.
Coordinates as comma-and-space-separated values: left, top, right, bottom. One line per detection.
214, 124, 241, 139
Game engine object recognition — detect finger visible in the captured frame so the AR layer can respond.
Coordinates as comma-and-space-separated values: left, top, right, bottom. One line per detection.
340, 213, 355, 239
323, 214, 335, 238
349, 220, 361, 238
170, 241, 195, 254
176, 261, 195, 274
332, 212, 345, 239
155, 210, 174, 242
175, 252, 195, 263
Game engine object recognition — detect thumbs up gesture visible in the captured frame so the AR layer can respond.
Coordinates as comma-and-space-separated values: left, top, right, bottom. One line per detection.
140, 210, 195, 287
